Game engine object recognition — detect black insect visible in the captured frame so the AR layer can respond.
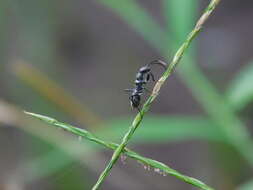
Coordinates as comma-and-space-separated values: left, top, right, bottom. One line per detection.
125, 60, 167, 112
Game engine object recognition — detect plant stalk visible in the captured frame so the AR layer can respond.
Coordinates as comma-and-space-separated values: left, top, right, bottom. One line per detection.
25, 111, 214, 190
92, 0, 221, 189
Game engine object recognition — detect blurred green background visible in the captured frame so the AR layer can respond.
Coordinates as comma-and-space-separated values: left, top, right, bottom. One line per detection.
0, 0, 253, 189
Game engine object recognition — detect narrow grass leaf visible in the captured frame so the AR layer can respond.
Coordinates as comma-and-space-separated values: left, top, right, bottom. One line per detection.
163, 0, 198, 45
96, 0, 167, 52
226, 62, 253, 111
100, 116, 225, 144
91, 1, 221, 189
237, 180, 253, 190
25, 111, 214, 190
164, 0, 253, 166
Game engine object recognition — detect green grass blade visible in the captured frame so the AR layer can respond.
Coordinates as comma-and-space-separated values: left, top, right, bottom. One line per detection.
101, 116, 225, 143
238, 180, 253, 190
91, 1, 220, 189
96, 0, 167, 52
96, 0, 253, 167
226, 62, 253, 111
25, 111, 214, 190
164, 0, 253, 166
163, 0, 198, 46
95, 0, 253, 166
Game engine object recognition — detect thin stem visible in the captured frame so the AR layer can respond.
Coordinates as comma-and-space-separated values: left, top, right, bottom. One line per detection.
25, 111, 214, 190
92, 0, 221, 189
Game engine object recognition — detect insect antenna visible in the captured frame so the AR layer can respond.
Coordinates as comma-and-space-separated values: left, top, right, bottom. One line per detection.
124, 89, 133, 94
148, 60, 167, 70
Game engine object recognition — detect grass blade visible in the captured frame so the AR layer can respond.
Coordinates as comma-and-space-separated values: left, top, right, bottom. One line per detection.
101, 116, 225, 143
164, 0, 253, 166
226, 61, 253, 111
12, 60, 103, 128
25, 111, 214, 190
163, 0, 198, 46
96, 0, 167, 52
238, 180, 253, 190
91, 1, 221, 189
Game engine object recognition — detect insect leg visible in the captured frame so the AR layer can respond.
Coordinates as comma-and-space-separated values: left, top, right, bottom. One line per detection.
143, 87, 151, 94
124, 89, 133, 93
149, 72, 155, 81
146, 74, 150, 81
145, 73, 154, 82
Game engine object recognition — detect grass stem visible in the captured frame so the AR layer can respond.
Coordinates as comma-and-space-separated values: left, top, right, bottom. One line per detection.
92, 1, 221, 189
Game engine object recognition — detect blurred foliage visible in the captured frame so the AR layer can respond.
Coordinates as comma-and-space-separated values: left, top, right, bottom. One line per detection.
227, 62, 253, 111
102, 115, 224, 143
98, 0, 167, 52
25, 111, 216, 190
163, 0, 197, 46
50, 163, 88, 190
12, 60, 103, 128
238, 180, 253, 190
